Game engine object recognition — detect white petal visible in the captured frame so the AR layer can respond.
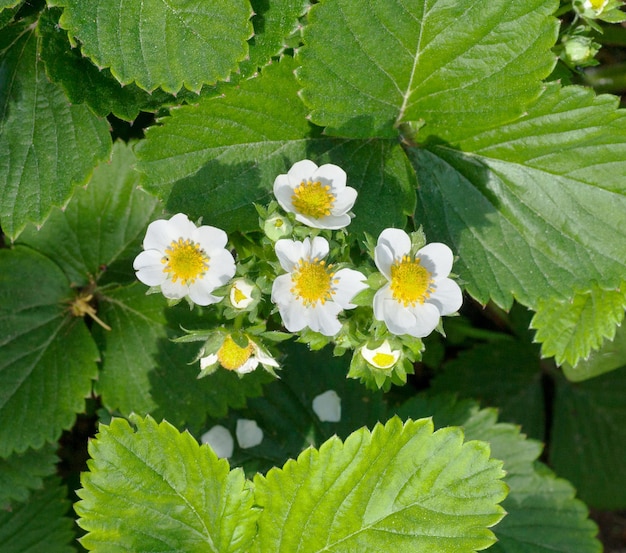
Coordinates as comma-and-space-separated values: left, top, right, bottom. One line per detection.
276, 296, 308, 332
308, 236, 329, 260
271, 274, 295, 305
380, 298, 420, 336
275, 239, 305, 272
403, 302, 441, 338
134, 250, 166, 286
160, 278, 188, 300
193, 225, 228, 251
374, 242, 394, 280
201, 425, 233, 458
287, 159, 318, 183
312, 390, 341, 422
255, 347, 279, 368
429, 278, 463, 315
273, 177, 297, 213
187, 282, 222, 306
236, 419, 264, 449
417, 242, 454, 278
206, 248, 236, 285
377, 228, 411, 255
312, 163, 346, 189
236, 358, 259, 375
199, 353, 218, 371
143, 219, 175, 252
295, 212, 352, 230
167, 213, 197, 236
331, 186, 357, 215
373, 284, 393, 322
332, 268, 367, 309
308, 302, 342, 336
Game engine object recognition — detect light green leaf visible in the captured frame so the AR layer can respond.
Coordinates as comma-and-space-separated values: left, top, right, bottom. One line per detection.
51, 0, 253, 93
0, 478, 75, 553
18, 140, 160, 288
94, 283, 269, 429
0, 443, 58, 507
0, 18, 111, 240
298, 0, 558, 139
396, 396, 601, 553
38, 9, 189, 121
432, 340, 545, 439
562, 321, 626, 382
414, 84, 626, 310
550, 368, 626, 509
0, 246, 99, 457
0, 0, 21, 11
531, 282, 626, 369
252, 416, 506, 552
137, 57, 415, 235
240, 0, 310, 78
76, 416, 258, 553
204, 341, 386, 474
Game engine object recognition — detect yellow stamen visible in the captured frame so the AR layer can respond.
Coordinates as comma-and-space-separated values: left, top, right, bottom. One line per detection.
291, 258, 336, 307
217, 336, 253, 371
372, 352, 396, 368
292, 180, 335, 219
161, 238, 209, 285
390, 255, 434, 307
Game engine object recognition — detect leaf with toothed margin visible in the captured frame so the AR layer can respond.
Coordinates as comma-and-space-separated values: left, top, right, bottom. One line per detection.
49, 0, 254, 93
0, 18, 111, 240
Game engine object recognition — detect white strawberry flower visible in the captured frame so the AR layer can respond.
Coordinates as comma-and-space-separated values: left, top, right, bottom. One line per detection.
373, 228, 463, 338
133, 213, 235, 306
360, 340, 401, 370
200, 335, 279, 375
273, 160, 357, 229
271, 236, 367, 336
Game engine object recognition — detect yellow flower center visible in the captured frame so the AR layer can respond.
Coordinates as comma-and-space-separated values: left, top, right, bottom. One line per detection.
162, 238, 209, 285
291, 258, 337, 307
232, 286, 248, 305
291, 180, 335, 219
589, 0, 607, 10
217, 336, 253, 371
390, 255, 434, 306
371, 352, 397, 368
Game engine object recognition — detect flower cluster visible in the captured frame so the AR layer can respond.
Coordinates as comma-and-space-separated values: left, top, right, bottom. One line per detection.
133, 160, 463, 389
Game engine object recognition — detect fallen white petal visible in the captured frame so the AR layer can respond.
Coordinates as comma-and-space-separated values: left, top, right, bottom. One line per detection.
312, 390, 342, 422
201, 425, 234, 458
236, 419, 264, 449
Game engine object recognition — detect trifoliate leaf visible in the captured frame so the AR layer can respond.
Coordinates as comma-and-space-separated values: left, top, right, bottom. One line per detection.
0, 247, 99, 457
0, 443, 58, 507
93, 283, 269, 430
432, 340, 545, 439
136, 56, 415, 235
396, 395, 601, 553
38, 9, 188, 121
414, 84, 626, 311
203, 342, 386, 474
0, 478, 74, 553
550, 368, 626, 509
76, 416, 258, 553
0, 18, 111, 240
297, 0, 558, 139
240, 0, 310, 78
18, 140, 160, 288
562, 321, 626, 382
51, 0, 253, 93
251, 417, 507, 552
531, 282, 626, 369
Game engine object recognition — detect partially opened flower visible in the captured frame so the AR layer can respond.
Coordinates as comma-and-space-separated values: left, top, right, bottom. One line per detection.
200, 334, 278, 375
133, 213, 235, 306
373, 228, 463, 338
360, 340, 401, 370
229, 279, 256, 310
271, 237, 367, 336
273, 159, 357, 229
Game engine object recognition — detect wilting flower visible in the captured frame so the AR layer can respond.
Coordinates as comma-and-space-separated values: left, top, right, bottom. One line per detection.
360, 340, 401, 370
200, 334, 278, 375
133, 213, 235, 306
373, 228, 462, 338
273, 159, 357, 229
271, 237, 367, 336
